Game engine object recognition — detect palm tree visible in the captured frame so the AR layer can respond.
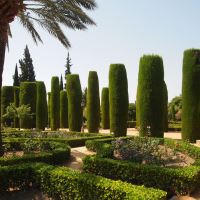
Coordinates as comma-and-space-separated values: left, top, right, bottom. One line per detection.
0, 0, 97, 156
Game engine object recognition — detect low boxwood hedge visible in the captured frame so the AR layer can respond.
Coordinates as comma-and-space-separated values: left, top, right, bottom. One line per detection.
83, 156, 200, 195
0, 141, 70, 166
0, 163, 167, 200
3, 135, 112, 148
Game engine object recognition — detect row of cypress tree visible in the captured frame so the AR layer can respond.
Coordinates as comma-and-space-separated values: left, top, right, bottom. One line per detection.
2, 49, 200, 142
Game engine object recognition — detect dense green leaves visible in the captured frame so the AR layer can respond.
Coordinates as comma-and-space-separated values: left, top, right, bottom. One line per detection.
66, 74, 82, 132
50, 77, 60, 131
137, 55, 165, 138
20, 82, 36, 129
101, 87, 110, 129
36, 81, 48, 130
109, 64, 128, 137
87, 71, 100, 133
60, 90, 68, 128
182, 49, 200, 142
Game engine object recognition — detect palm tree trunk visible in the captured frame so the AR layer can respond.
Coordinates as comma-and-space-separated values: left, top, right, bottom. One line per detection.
0, 22, 8, 156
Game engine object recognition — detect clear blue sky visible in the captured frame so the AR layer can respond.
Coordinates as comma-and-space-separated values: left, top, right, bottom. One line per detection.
3, 0, 200, 102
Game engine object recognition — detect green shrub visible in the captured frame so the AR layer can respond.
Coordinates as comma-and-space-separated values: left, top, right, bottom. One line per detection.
13, 86, 20, 128
136, 55, 165, 138
109, 64, 128, 137
163, 82, 168, 132
1, 86, 14, 127
36, 81, 48, 130
87, 71, 100, 133
0, 163, 166, 199
182, 49, 200, 142
83, 156, 200, 195
47, 92, 51, 128
20, 82, 36, 128
60, 90, 68, 128
101, 87, 110, 129
1, 140, 70, 166
39, 165, 166, 200
66, 74, 82, 132
50, 77, 60, 131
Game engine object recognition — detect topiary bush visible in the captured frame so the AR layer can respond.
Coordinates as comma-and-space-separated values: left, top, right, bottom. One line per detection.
182, 49, 200, 142
136, 55, 165, 138
66, 74, 82, 132
50, 77, 60, 131
20, 82, 36, 129
163, 82, 168, 132
109, 64, 128, 137
87, 71, 100, 133
13, 86, 20, 128
47, 92, 51, 128
101, 87, 110, 129
1, 86, 14, 127
60, 90, 68, 128
36, 81, 48, 130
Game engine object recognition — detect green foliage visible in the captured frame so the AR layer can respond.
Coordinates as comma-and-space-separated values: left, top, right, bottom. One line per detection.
47, 92, 51, 128
137, 55, 165, 138
19, 45, 36, 82
83, 156, 200, 196
36, 81, 48, 130
0, 163, 166, 200
20, 82, 36, 128
59, 74, 63, 91
1, 140, 70, 166
128, 103, 136, 121
109, 64, 129, 137
163, 82, 168, 132
13, 86, 20, 128
3, 103, 32, 128
182, 49, 200, 142
65, 52, 72, 76
168, 95, 182, 121
50, 77, 60, 131
66, 74, 82, 132
1, 86, 14, 126
87, 71, 100, 133
39, 166, 166, 200
13, 64, 20, 86
60, 90, 68, 128
101, 87, 110, 129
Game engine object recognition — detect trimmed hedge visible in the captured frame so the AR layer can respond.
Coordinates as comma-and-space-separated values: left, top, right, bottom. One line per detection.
182, 49, 200, 142
60, 90, 68, 128
50, 77, 60, 131
1, 86, 14, 126
163, 82, 168, 132
3, 134, 113, 148
109, 64, 128, 137
87, 71, 100, 133
101, 87, 110, 129
47, 92, 51, 128
13, 86, 20, 128
66, 74, 82, 132
0, 140, 70, 166
20, 82, 36, 128
0, 163, 167, 200
137, 55, 165, 138
36, 81, 48, 130
83, 156, 200, 195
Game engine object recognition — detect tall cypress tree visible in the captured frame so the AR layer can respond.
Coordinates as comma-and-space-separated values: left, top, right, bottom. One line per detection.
87, 71, 100, 133
19, 45, 36, 82
65, 52, 72, 77
13, 64, 20, 86
60, 74, 64, 91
